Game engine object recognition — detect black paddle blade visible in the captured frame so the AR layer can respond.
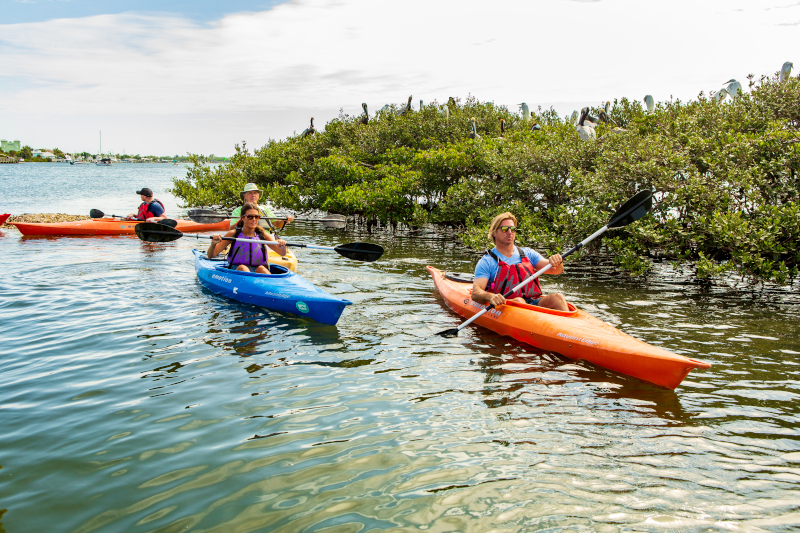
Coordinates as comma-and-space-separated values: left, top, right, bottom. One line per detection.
333, 242, 384, 262
158, 219, 179, 228
90, 209, 104, 218
436, 328, 460, 337
135, 222, 183, 242
608, 189, 653, 229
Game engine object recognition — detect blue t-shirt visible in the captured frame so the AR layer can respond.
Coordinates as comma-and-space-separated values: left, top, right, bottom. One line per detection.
474, 246, 545, 283
146, 201, 165, 217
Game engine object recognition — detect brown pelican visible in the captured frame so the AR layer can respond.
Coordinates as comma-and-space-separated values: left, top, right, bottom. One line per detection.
301, 117, 315, 137
598, 101, 616, 125
781, 61, 794, 82
576, 108, 596, 141
398, 96, 413, 115
644, 95, 655, 113
469, 117, 481, 140
360, 103, 369, 125
530, 123, 541, 132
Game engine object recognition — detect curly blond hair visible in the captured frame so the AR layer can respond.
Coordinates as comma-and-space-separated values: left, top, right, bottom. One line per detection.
488, 212, 517, 243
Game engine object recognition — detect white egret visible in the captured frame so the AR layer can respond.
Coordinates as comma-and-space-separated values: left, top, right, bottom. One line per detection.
419, 99, 424, 111
724, 79, 742, 98
469, 117, 481, 140
361, 103, 369, 125
644, 95, 655, 113
440, 105, 450, 120
569, 110, 578, 125
781, 61, 794, 82
519, 102, 530, 121
301, 117, 315, 137
712, 88, 728, 103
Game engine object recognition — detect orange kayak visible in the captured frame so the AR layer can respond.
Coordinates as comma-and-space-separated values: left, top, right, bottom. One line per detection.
11, 217, 230, 236
428, 266, 711, 389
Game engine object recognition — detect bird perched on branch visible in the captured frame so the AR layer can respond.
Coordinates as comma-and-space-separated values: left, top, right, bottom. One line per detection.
519, 102, 530, 121
361, 103, 369, 125
301, 117, 315, 137
598, 101, 616, 125
576, 107, 596, 141
644, 95, 655, 113
530, 122, 541, 132
724, 79, 742, 98
399, 96, 413, 115
500, 119, 506, 136
419, 99, 424, 112
469, 117, 481, 140
711, 88, 728, 103
440, 105, 450, 120
569, 110, 579, 125
781, 61, 794, 82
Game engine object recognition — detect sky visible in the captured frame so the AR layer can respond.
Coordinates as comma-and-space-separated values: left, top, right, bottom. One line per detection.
1, 0, 797, 156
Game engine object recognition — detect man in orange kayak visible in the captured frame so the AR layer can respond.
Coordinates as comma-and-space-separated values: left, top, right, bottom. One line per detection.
127, 188, 167, 223
471, 211, 568, 311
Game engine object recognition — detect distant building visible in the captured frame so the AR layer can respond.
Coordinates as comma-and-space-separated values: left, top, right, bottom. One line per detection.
1, 139, 21, 152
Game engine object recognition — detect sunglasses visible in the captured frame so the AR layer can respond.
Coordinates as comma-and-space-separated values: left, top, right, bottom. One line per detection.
498, 225, 517, 233
244, 215, 261, 220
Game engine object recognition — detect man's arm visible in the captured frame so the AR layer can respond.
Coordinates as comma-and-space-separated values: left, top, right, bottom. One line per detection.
472, 277, 508, 307
534, 254, 564, 274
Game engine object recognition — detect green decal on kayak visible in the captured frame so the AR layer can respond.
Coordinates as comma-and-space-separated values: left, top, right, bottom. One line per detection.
296, 301, 309, 313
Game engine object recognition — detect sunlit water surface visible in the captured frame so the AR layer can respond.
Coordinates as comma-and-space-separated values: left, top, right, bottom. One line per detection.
1, 164, 799, 532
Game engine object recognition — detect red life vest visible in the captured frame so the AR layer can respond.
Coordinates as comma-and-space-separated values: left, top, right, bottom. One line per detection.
137, 199, 165, 220
486, 247, 542, 299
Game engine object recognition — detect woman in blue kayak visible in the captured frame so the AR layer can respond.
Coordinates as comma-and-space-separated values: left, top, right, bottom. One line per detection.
207, 203, 287, 273
471, 211, 568, 311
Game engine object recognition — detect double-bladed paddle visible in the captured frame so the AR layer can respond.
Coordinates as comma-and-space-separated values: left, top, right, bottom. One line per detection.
90, 209, 178, 228
436, 189, 654, 337
187, 210, 348, 229
133, 222, 384, 262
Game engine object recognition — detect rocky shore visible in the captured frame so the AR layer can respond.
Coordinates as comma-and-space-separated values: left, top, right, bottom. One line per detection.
2, 213, 86, 229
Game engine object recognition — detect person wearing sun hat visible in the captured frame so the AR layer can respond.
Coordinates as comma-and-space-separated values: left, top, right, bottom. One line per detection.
229, 183, 295, 230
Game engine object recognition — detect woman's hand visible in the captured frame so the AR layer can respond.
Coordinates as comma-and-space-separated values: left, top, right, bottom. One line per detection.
211, 234, 222, 244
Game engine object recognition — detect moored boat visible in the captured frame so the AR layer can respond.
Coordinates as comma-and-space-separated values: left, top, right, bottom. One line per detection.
11, 217, 230, 236
193, 249, 350, 325
428, 266, 711, 389
0, 214, 10, 225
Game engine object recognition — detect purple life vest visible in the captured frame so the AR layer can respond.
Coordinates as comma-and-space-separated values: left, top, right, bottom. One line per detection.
226, 229, 269, 269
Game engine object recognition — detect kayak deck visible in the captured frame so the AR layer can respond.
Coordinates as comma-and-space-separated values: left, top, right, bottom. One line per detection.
11, 217, 230, 236
428, 266, 711, 389
194, 249, 350, 325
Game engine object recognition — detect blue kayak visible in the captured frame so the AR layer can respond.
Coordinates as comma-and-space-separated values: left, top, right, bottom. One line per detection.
192, 249, 352, 325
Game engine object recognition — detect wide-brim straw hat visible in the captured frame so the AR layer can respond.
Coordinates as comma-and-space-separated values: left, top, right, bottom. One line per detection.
240, 183, 263, 200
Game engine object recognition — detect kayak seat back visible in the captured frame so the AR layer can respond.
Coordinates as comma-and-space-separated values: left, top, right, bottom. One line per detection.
504, 300, 579, 317
219, 263, 290, 276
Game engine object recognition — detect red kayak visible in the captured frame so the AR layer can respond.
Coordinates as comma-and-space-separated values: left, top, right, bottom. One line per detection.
11, 217, 230, 236
0, 214, 9, 225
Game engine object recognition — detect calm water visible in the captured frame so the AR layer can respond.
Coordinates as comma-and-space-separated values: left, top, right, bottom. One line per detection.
1, 164, 800, 532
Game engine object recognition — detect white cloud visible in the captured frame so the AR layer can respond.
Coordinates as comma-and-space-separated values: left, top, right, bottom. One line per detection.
0, 0, 797, 154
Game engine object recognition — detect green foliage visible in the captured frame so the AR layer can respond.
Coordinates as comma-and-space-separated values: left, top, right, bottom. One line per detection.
173, 76, 800, 285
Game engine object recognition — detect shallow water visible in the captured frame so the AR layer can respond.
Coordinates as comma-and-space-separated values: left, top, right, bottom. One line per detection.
1, 164, 800, 532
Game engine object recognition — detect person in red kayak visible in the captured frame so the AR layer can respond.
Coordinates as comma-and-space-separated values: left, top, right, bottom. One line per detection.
207, 202, 287, 273
471, 211, 568, 311
127, 188, 167, 223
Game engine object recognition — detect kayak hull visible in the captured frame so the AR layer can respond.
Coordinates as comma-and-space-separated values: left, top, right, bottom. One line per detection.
11, 218, 230, 236
194, 249, 350, 325
428, 266, 711, 389
0, 214, 9, 225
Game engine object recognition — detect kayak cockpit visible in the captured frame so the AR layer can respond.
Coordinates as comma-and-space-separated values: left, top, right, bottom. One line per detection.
504, 299, 579, 317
